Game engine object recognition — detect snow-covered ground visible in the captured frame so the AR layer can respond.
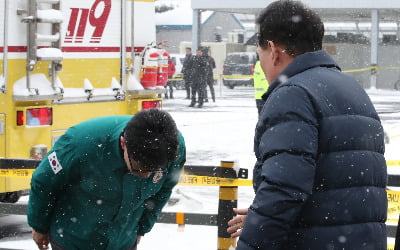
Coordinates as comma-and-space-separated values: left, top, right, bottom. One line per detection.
0, 86, 399, 250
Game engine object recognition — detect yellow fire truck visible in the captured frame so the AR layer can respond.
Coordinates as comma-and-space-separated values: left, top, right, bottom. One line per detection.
0, 0, 165, 202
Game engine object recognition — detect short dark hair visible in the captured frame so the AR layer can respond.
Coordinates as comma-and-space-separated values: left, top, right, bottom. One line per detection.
201, 47, 209, 56
256, 0, 324, 56
186, 47, 191, 51
124, 109, 179, 169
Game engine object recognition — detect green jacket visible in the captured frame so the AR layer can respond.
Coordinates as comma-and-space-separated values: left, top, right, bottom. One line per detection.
27, 116, 186, 250
253, 61, 269, 100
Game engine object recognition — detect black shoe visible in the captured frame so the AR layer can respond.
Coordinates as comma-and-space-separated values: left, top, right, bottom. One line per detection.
197, 103, 203, 108
185, 97, 190, 99
188, 103, 195, 107
205, 99, 209, 102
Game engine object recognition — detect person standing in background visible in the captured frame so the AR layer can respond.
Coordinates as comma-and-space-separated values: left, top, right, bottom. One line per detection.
189, 47, 209, 108
181, 47, 193, 99
253, 54, 269, 115
165, 56, 176, 99
204, 47, 216, 103
228, 1, 387, 249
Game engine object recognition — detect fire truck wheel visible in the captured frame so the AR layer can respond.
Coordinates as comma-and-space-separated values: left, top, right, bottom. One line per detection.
0, 192, 21, 203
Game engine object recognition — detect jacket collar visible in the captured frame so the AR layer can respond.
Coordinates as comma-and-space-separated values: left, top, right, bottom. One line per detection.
262, 50, 341, 101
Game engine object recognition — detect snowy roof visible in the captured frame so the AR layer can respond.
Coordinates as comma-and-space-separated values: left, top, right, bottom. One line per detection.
155, 4, 213, 26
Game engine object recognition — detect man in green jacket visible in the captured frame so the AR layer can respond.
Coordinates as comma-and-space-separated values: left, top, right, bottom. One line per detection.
253, 59, 269, 115
28, 109, 186, 250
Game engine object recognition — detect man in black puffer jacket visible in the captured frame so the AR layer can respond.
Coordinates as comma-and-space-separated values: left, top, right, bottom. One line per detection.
189, 47, 209, 108
227, 1, 387, 249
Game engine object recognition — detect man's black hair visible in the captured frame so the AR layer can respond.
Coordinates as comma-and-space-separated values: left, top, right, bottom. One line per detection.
201, 47, 209, 56
256, 0, 324, 56
124, 109, 179, 169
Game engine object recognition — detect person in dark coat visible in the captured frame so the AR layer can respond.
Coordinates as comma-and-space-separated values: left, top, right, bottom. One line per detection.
227, 1, 388, 250
203, 47, 216, 102
181, 47, 193, 99
189, 47, 209, 108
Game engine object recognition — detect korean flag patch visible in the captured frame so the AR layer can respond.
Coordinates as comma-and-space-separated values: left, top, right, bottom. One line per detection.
48, 152, 63, 174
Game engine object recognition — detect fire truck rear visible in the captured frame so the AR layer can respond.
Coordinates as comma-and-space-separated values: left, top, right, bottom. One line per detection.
0, 0, 166, 202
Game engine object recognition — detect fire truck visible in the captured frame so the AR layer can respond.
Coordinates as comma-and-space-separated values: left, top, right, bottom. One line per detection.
0, 0, 166, 203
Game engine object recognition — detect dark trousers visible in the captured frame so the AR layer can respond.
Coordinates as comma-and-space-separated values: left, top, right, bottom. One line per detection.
191, 81, 206, 105
164, 81, 173, 98
184, 79, 191, 98
204, 76, 215, 102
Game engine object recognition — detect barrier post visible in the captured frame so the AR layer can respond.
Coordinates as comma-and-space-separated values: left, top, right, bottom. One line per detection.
217, 161, 237, 250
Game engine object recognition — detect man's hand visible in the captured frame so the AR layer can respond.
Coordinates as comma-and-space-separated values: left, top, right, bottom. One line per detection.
136, 235, 142, 245
227, 208, 248, 238
32, 229, 49, 250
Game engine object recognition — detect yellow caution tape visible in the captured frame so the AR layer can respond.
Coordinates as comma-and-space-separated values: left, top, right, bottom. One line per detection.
221, 75, 253, 79
0, 169, 34, 178
387, 160, 400, 166
0, 170, 254, 187
168, 66, 400, 82
178, 174, 252, 186
342, 66, 400, 73
387, 190, 400, 224
168, 77, 184, 81
342, 66, 377, 73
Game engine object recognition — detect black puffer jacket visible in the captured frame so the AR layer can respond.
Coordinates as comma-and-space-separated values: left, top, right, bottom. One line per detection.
238, 50, 387, 250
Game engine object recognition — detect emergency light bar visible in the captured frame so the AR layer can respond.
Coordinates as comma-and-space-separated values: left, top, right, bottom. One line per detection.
142, 101, 161, 110
17, 108, 53, 126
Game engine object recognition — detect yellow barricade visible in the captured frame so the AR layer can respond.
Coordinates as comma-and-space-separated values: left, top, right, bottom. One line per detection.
178, 174, 252, 186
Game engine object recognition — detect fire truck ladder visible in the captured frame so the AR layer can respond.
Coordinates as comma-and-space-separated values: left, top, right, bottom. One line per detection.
21, 0, 63, 97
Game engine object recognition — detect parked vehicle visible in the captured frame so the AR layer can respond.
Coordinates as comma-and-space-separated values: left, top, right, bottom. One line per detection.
222, 52, 257, 89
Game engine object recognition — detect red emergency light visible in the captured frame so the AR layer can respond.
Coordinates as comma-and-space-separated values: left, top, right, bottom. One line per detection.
142, 101, 161, 110
17, 108, 53, 126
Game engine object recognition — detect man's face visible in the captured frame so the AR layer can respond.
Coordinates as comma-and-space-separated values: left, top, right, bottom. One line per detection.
186, 49, 191, 55
121, 136, 162, 178
196, 50, 202, 56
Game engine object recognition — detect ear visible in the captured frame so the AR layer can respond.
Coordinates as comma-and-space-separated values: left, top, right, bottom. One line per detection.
269, 41, 281, 66
120, 136, 126, 150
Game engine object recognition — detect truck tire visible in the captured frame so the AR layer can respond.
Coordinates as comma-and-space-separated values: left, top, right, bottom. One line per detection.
0, 192, 21, 203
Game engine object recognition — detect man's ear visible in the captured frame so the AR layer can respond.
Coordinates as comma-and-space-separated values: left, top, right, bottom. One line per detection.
120, 136, 126, 150
269, 41, 281, 66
